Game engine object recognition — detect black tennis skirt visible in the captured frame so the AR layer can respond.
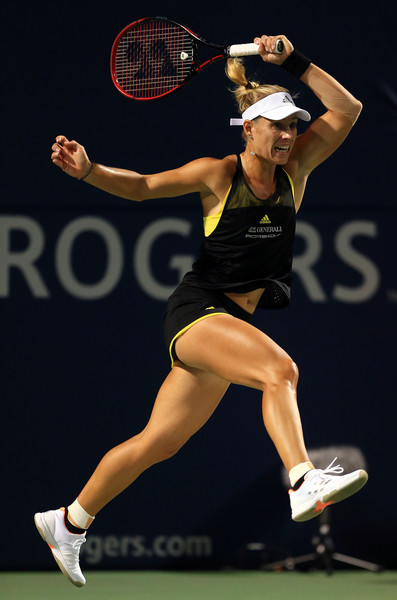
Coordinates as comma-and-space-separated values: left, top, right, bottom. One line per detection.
164, 280, 253, 366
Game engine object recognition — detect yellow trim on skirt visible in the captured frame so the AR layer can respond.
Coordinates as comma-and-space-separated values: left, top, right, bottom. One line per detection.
169, 312, 227, 367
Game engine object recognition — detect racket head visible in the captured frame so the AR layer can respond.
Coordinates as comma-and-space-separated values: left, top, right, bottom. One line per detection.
110, 17, 198, 100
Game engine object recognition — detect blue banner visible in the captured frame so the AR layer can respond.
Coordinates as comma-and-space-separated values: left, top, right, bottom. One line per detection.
2, 0, 396, 571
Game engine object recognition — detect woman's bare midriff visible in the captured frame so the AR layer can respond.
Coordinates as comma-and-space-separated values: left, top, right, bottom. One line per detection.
224, 288, 264, 314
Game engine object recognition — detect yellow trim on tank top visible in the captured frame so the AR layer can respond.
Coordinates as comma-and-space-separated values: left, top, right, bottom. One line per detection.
282, 168, 295, 200
203, 183, 232, 237
169, 312, 227, 367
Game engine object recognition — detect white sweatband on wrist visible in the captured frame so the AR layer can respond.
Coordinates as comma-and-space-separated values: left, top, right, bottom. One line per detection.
68, 498, 95, 529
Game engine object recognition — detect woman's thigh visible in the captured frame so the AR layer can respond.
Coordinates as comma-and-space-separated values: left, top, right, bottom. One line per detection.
140, 363, 230, 455
174, 314, 295, 391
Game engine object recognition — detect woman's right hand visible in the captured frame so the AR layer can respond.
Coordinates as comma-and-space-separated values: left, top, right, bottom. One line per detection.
51, 135, 92, 179
254, 35, 294, 66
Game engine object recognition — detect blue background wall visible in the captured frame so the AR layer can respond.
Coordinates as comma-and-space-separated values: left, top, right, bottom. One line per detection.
2, 1, 396, 571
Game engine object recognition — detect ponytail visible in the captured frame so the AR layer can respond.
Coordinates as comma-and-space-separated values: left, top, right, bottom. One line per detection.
226, 58, 290, 115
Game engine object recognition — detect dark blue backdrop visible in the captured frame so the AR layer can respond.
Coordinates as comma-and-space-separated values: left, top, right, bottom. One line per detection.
2, 1, 396, 571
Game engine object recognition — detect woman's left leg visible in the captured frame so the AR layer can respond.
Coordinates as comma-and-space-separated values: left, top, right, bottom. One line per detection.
174, 314, 309, 471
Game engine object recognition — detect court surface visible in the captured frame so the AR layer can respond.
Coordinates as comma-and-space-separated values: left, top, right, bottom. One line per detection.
1, 570, 396, 600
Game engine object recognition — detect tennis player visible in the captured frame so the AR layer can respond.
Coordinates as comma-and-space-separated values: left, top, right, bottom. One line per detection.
35, 34, 367, 586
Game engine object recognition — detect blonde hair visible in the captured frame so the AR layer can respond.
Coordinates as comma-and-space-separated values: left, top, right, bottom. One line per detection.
226, 58, 290, 139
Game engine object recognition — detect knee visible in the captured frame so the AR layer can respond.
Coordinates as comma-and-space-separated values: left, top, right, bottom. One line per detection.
263, 355, 299, 391
288, 359, 299, 386
105, 431, 186, 471
141, 433, 186, 465
155, 439, 184, 462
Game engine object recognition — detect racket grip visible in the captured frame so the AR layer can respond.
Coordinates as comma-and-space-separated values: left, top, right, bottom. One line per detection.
228, 39, 284, 57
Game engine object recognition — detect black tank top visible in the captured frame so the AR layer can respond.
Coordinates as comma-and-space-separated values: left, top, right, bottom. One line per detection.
182, 155, 296, 309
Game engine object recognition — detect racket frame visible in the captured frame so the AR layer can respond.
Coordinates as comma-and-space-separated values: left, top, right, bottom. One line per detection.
110, 16, 283, 100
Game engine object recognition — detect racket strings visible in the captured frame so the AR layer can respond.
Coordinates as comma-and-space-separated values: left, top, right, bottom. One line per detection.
115, 20, 194, 98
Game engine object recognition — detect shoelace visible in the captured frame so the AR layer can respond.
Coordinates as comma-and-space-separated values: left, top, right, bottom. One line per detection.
61, 536, 86, 561
71, 537, 86, 551
309, 457, 344, 481
62, 537, 86, 576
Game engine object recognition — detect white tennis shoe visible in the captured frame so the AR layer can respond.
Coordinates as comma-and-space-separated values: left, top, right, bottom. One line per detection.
34, 507, 86, 586
289, 458, 368, 522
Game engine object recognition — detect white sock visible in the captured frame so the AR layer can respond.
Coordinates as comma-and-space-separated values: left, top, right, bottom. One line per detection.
289, 461, 314, 487
67, 498, 95, 529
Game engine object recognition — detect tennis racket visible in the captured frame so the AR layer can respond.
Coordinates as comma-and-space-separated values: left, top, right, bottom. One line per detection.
110, 17, 284, 100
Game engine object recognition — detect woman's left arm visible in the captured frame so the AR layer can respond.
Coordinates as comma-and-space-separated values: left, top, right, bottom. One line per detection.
292, 62, 363, 173
255, 35, 362, 175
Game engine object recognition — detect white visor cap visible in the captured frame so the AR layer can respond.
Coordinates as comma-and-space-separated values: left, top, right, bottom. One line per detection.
230, 92, 311, 126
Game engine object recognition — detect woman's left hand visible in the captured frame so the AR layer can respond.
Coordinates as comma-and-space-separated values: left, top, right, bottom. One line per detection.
254, 35, 294, 65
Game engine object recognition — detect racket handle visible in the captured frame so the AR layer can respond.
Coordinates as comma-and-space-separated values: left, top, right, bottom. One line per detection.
228, 39, 284, 57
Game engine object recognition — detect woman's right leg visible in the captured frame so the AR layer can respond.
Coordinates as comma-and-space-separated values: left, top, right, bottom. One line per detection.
34, 364, 229, 587
76, 363, 230, 518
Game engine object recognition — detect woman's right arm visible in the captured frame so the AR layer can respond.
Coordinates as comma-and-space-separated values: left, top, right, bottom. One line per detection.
51, 135, 221, 202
